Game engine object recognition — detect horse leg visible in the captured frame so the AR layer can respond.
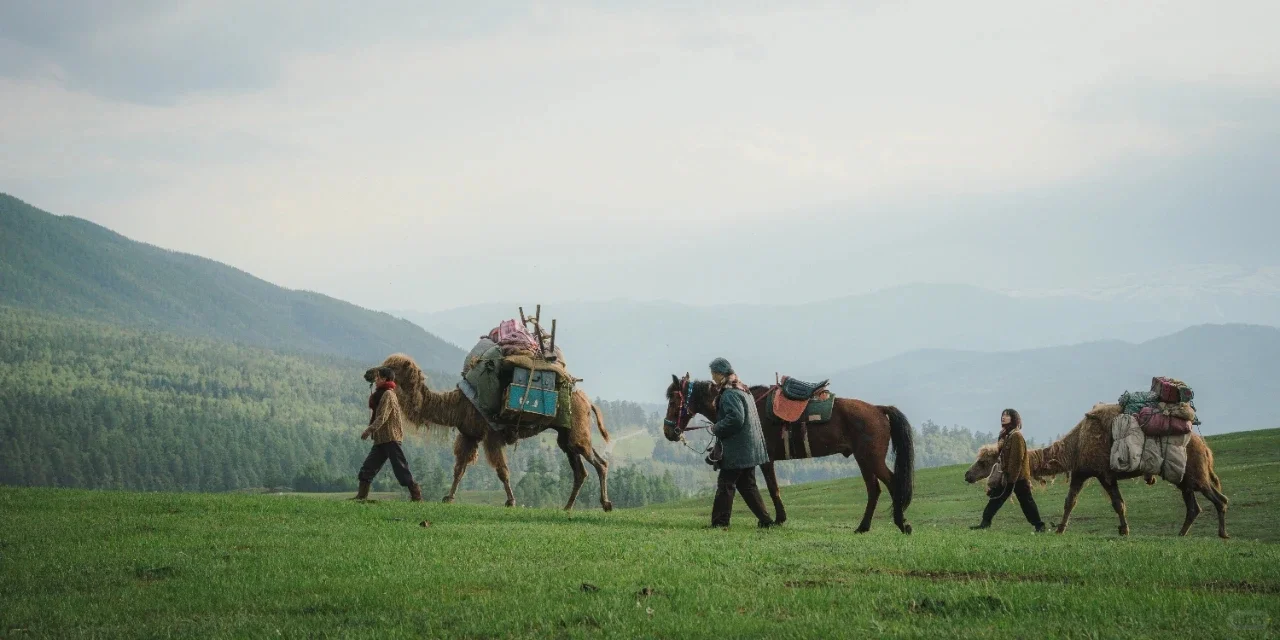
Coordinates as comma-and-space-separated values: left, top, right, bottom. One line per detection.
1098, 477, 1129, 536
760, 461, 786, 525
881, 460, 911, 535
445, 433, 480, 504
1178, 487, 1201, 536
583, 447, 612, 512
853, 456, 881, 533
1199, 484, 1230, 539
1056, 473, 1088, 534
867, 458, 907, 534
558, 432, 588, 512
482, 436, 515, 507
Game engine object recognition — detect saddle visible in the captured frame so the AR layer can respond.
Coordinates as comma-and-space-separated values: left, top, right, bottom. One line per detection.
766, 376, 836, 460
780, 376, 830, 401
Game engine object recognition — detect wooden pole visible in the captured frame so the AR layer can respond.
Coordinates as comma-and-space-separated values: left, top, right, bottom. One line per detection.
548, 319, 557, 360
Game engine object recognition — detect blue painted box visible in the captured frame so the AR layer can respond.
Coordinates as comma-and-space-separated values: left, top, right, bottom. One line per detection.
502, 367, 559, 420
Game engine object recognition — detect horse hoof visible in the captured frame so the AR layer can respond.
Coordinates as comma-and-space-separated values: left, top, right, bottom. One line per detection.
854, 526, 870, 534
1119, 527, 1129, 536
1220, 533, 1231, 540
902, 523, 912, 535
505, 499, 515, 507
602, 501, 614, 512
442, 496, 454, 504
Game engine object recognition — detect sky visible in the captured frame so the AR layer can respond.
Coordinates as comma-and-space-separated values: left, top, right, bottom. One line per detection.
2, 1, 1278, 312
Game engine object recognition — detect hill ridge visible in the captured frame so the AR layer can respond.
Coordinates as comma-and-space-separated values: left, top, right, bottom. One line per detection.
0, 193, 463, 371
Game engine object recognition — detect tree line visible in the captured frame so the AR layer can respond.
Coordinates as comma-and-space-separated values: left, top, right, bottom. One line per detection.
0, 308, 684, 508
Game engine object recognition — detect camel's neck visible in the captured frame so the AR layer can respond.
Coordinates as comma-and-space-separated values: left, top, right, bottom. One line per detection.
1028, 430, 1077, 477
403, 382, 468, 430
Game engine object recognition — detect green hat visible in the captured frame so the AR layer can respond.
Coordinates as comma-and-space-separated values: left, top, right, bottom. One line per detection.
708, 358, 734, 375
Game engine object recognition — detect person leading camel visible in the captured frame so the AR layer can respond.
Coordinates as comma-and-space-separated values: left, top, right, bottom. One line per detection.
971, 408, 1045, 532
707, 358, 777, 529
354, 367, 423, 501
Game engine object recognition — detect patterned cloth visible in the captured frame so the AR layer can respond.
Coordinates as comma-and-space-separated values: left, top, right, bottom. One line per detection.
487, 319, 539, 351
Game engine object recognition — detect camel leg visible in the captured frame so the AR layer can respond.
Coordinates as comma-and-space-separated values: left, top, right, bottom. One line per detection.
1098, 478, 1129, 536
1178, 487, 1202, 536
445, 434, 480, 504
557, 431, 588, 511
583, 448, 612, 512
482, 436, 516, 507
852, 456, 882, 533
1056, 473, 1088, 534
760, 461, 786, 525
1199, 484, 1229, 539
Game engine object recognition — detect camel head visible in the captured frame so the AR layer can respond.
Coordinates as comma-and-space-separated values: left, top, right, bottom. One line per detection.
964, 444, 1000, 484
662, 373, 695, 442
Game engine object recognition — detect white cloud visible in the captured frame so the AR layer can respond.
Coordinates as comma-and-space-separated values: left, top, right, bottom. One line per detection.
1, 1, 1278, 308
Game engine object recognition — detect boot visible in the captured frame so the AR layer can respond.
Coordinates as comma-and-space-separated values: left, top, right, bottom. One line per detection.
409, 483, 423, 502
1034, 523, 1047, 533
354, 481, 371, 501
969, 520, 991, 530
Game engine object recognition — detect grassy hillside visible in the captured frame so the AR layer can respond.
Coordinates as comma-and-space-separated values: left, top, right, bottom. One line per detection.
0, 193, 463, 372
3, 430, 1276, 638
829, 323, 1280, 443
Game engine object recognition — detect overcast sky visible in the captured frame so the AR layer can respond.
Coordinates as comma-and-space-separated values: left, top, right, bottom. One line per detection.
2, 1, 1277, 311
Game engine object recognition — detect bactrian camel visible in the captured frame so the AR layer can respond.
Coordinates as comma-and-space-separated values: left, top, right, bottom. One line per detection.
965, 403, 1228, 538
367, 354, 613, 511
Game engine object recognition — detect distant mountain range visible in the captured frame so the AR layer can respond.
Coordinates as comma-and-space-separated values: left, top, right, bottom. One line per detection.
397, 282, 1280, 402
0, 193, 463, 373
828, 324, 1280, 442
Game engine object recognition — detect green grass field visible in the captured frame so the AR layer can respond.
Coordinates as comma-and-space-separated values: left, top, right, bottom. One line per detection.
3, 429, 1278, 639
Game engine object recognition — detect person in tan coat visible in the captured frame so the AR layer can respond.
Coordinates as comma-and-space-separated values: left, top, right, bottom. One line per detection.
971, 408, 1045, 532
354, 367, 422, 501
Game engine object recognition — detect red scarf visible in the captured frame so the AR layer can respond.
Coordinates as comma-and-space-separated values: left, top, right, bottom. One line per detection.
368, 381, 396, 423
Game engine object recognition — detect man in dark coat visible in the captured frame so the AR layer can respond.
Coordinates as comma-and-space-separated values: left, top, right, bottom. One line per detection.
707, 357, 777, 529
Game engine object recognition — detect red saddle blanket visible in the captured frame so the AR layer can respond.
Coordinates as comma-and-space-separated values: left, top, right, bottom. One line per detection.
767, 387, 834, 423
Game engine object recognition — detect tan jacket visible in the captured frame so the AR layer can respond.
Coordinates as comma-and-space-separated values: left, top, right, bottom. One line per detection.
999, 430, 1032, 484
368, 390, 406, 445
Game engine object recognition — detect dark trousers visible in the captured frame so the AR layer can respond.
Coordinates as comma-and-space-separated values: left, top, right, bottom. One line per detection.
982, 479, 1044, 527
711, 467, 774, 527
357, 442, 416, 487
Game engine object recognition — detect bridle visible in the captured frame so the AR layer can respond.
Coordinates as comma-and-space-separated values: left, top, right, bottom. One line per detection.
664, 376, 699, 432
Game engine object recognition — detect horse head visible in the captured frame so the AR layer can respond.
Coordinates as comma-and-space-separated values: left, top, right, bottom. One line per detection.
663, 373, 698, 441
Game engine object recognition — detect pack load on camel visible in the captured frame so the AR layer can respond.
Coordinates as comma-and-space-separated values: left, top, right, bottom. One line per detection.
1110, 377, 1200, 483
457, 305, 577, 434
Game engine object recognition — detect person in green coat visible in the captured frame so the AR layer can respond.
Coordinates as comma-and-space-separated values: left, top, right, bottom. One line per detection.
708, 357, 777, 529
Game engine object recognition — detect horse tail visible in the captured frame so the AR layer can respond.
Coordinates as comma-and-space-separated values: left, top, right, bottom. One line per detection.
591, 402, 611, 443
879, 405, 915, 511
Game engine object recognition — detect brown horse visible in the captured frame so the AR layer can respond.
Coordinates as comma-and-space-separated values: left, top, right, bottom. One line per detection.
662, 374, 915, 534
963, 403, 1228, 538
